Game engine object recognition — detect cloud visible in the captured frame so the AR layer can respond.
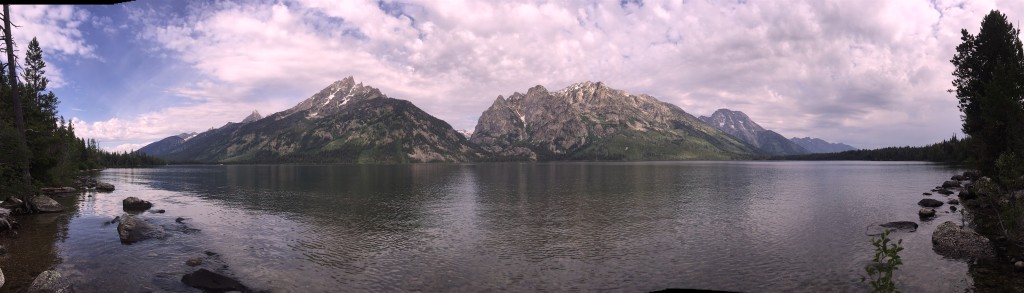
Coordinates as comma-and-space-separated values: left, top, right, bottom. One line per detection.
76, 0, 1024, 149
9, 5, 95, 89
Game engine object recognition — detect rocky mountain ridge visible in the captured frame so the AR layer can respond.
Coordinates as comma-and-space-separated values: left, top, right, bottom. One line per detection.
698, 109, 808, 156
469, 81, 756, 160
140, 77, 478, 163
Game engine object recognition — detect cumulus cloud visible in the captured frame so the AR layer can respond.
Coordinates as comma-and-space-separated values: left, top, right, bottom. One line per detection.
10, 5, 95, 89
76, 0, 1024, 148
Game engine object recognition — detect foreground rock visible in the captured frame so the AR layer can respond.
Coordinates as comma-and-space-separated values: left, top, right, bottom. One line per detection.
918, 198, 944, 208
117, 214, 165, 244
932, 221, 995, 260
40, 187, 77, 194
880, 221, 918, 232
0, 197, 22, 210
96, 182, 115, 192
122, 197, 153, 211
27, 270, 72, 292
29, 195, 64, 213
919, 208, 936, 218
0, 208, 14, 231
181, 268, 248, 292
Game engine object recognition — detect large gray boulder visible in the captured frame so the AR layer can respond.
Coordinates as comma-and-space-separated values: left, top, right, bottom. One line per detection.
932, 221, 994, 260
29, 195, 64, 213
27, 270, 72, 293
117, 214, 165, 244
122, 197, 153, 211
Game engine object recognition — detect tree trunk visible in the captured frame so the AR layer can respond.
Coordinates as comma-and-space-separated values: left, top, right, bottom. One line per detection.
2, 4, 31, 185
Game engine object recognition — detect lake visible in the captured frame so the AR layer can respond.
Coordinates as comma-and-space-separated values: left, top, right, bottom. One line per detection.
5, 161, 972, 292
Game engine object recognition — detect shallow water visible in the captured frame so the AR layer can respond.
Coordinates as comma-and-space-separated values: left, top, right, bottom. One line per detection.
8, 161, 973, 292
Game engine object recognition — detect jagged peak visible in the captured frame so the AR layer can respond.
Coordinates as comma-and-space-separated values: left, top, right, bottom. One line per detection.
241, 110, 262, 123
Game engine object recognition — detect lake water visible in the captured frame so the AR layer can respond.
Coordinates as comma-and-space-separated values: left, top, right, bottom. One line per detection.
5, 161, 974, 292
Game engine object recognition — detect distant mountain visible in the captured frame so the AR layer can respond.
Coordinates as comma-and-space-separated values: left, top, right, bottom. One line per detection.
456, 129, 473, 138
470, 81, 756, 160
240, 110, 262, 123
790, 137, 857, 153
138, 132, 196, 157
698, 109, 808, 156
140, 77, 479, 163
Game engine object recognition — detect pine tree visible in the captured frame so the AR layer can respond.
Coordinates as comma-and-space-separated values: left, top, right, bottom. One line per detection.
950, 10, 1024, 175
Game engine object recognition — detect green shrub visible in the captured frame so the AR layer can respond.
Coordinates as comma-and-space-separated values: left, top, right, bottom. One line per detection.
863, 229, 904, 293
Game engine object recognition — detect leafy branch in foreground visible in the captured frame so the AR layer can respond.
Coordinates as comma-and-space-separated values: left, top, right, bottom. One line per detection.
862, 229, 904, 293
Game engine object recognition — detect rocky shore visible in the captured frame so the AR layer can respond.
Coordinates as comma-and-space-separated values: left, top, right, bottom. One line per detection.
877, 169, 1024, 291
0, 175, 251, 292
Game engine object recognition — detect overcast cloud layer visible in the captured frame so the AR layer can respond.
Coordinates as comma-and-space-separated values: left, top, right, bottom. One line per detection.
20, 0, 1024, 152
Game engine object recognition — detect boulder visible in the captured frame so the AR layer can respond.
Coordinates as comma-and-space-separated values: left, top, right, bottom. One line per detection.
117, 214, 165, 244
40, 187, 77, 194
0, 267, 4, 289
879, 221, 918, 232
963, 171, 981, 180
181, 268, 248, 292
0, 197, 22, 210
29, 195, 64, 213
948, 199, 960, 205
96, 182, 115, 192
122, 197, 153, 211
932, 221, 995, 260
918, 198, 944, 208
919, 208, 936, 218
942, 180, 962, 188
937, 189, 954, 195
951, 174, 966, 181
27, 270, 72, 293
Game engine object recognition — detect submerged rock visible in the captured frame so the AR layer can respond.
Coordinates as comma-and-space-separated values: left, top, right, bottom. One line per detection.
919, 208, 936, 218
923, 192, 932, 196
117, 214, 165, 244
181, 268, 248, 292
186, 257, 203, 267
932, 221, 994, 260
27, 270, 72, 293
29, 195, 64, 213
40, 187, 77, 194
122, 197, 153, 211
880, 221, 918, 232
96, 182, 115, 192
918, 198, 944, 208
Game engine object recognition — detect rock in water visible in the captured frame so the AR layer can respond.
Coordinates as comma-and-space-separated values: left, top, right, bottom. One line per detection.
880, 221, 919, 232
918, 198, 944, 208
122, 197, 153, 211
0, 197, 22, 210
29, 195, 64, 213
40, 187, 77, 194
937, 189, 954, 195
932, 221, 994, 260
948, 199, 960, 205
117, 214, 165, 244
27, 270, 72, 292
95, 183, 114, 192
186, 257, 203, 267
181, 268, 248, 292
942, 180, 962, 188
919, 208, 936, 218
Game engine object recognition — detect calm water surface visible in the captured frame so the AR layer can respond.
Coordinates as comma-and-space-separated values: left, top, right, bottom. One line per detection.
27, 161, 973, 292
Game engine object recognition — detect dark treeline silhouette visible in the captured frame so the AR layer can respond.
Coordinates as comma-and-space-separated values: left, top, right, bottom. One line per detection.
777, 135, 972, 162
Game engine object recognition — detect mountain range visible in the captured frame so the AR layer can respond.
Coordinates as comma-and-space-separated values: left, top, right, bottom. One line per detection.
790, 137, 857, 153
139, 78, 855, 163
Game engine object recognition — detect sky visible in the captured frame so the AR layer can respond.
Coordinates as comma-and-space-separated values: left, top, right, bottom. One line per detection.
12, 0, 1024, 152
